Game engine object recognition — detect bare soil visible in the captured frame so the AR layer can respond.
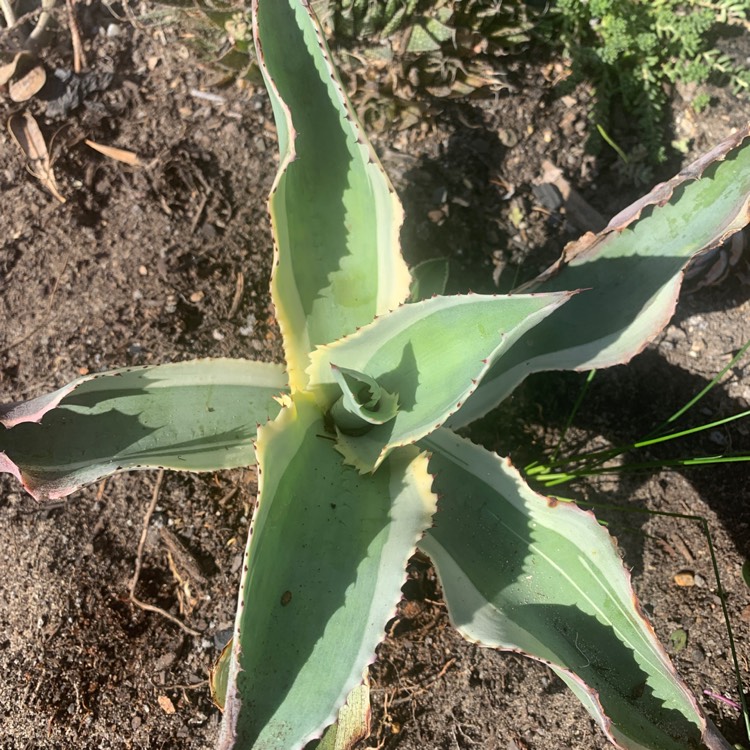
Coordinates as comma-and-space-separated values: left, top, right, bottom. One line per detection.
0, 4, 748, 749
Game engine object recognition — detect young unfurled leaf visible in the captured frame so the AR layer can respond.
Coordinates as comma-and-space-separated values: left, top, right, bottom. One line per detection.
328, 364, 399, 432
309, 292, 573, 471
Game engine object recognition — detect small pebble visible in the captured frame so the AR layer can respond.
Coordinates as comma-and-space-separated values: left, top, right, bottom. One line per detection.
708, 430, 727, 446
158, 695, 175, 715
673, 570, 695, 587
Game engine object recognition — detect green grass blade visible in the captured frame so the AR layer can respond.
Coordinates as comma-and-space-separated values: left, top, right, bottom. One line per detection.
0, 359, 287, 500
254, 0, 411, 391
550, 368, 597, 464
648, 337, 750, 438
634, 410, 750, 449
530, 339, 750, 480
217, 393, 436, 750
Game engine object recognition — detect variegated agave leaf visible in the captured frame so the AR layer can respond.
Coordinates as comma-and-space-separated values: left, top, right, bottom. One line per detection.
450, 124, 750, 427
0, 359, 287, 499
420, 429, 732, 750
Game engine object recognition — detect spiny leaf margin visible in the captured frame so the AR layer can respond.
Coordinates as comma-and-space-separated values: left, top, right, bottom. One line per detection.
254, 0, 411, 391
450, 124, 750, 428
419, 428, 726, 750
308, 291, 575, 472
0, 359, 287, 500
218, 392, 437, 750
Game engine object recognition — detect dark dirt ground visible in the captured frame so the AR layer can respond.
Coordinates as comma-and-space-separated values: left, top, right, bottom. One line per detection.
0, 3, 749, 749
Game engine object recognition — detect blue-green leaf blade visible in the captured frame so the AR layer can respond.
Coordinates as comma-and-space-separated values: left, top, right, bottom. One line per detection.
308, 292, 573, 471
451, 126, 750, 427
419, 429, 721, 750
218, 393, 436, 750
0, 359, 287, 499
255, 0, 411, 391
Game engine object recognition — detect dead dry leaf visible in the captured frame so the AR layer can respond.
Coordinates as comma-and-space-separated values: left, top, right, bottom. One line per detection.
9, 64, 46, 102
7, 112, 66, 203
0, 52, 26, 86
84, 139, 141, 166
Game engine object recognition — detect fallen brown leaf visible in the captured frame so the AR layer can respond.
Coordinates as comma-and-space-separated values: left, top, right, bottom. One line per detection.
7, 111, 66, 203
84, 138, 141, 166
8, 64, 46, 102
0, 52, 26, 86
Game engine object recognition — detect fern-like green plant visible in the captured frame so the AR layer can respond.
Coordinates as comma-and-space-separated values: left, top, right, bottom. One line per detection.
548, 0, 750, 166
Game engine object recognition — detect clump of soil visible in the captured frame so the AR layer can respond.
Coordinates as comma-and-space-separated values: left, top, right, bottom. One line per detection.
0, 3, 748, 749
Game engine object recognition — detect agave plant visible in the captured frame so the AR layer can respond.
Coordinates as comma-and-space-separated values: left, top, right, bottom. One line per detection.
1, 1, 749, 748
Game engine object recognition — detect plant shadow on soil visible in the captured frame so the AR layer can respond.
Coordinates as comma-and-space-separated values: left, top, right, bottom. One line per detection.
378, 95, 750, 748
0, 3, 749, 749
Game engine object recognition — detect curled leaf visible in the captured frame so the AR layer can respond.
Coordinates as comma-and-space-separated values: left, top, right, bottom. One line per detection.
7, 111, 65, 203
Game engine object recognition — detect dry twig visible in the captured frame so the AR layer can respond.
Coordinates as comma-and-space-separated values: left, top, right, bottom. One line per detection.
65, 0, 85, 72
129, 470, 202, 637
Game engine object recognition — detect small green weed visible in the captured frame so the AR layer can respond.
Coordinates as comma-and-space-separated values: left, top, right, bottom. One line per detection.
545, 0, 750, 166
526, 338, 750, 487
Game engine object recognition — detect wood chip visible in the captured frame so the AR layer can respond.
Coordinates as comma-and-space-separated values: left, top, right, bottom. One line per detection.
159, 527, 207, 586
673, 570, 696, 587
85, 139, 141, 166
8, 64, 45, 102
228, 271, 244, 319
539, 160, 606, 233
157, 695, 176, 714
669, 532, 696, 563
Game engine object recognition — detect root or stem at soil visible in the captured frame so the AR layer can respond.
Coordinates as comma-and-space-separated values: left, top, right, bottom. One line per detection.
0, 0, 16, 28
65, 0, 85, 72
129, 469, 202, 638
26, 0, 56, 52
